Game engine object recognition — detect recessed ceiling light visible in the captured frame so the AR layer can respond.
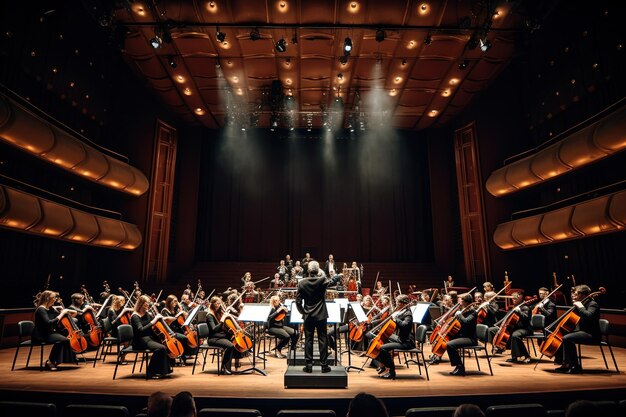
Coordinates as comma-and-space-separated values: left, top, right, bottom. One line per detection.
428, 109, 439, 117
195, 108, 205, 115
419, 3, 430, 15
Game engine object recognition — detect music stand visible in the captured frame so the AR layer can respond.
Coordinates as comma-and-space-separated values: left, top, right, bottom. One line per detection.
343, 302, 367, 372
237, 303, 272, 376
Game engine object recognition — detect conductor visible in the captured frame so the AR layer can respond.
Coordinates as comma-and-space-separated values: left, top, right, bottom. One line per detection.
296, 260, 341, 373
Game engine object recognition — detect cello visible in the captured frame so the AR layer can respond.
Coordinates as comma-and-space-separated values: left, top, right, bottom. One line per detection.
539, 287, 605, 358
219, 293, 253, 353
56, 299, 88, 354
492, 295, 538, 351
429, 286, 476, 343
532, 284, 563, 316
476, 282, 511, 324
80, 285, 104, 347
430, 301, 478, 358
146, 292, 184, 359
366, 299, 416, 360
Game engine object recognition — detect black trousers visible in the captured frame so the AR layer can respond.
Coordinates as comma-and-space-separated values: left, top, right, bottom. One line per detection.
376, 335, 412, 372
511, 328, 532, 358
304, 316, 329, 366
446, 337, 476, 367
268, 326, 297, 351
555, 331, 596, 366
133, 339, 172, 376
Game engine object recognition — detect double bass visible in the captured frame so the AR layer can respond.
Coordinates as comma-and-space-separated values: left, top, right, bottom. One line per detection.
539, 287, 605, 358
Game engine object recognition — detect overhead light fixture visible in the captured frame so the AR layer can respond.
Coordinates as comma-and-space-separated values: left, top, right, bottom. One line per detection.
343, 37, 352, 54
458, 59, 469, 70
337, 73, 343, 79
250, 28, 261, 41
150, 34, 162, 49
339, 55, 348, 65
375, 29, 386, 43
424, 34, 432, 45
480, 37, 492, 52
216, 27, 226, 43
167, 55, 176, 68
275, 38, 287, 52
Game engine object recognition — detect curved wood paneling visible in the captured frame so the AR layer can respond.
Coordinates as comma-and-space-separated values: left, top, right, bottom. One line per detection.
0, 185, 142, 250
0, 94, 149, 196
494, 191, 625, 250
486, 105, 626, 197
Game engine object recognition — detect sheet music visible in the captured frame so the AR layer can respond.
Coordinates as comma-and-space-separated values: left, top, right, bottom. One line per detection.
349, 302, 368, 323
238, 303, 272, 322
411, 303, 431, 324
288, 301, 342, 324
183, 305, 202, 326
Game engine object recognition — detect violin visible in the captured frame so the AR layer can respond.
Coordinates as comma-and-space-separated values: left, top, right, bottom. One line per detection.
539, 287, 605, 358
430, 301, 478, 358
56, 300, 88, 354
492, 295, 538, 351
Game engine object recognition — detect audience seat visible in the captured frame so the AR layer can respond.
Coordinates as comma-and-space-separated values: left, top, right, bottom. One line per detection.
485, 403, 545, 417
198, 408, 262, 416
276, 411, 336, 417
0, 401, 56, 417
65, 404, 129, 417
405, 407, 457, 417
589, 400, 618, 417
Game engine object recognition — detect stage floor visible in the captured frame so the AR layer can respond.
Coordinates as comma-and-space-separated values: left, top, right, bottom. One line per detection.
1, 343, 624, 402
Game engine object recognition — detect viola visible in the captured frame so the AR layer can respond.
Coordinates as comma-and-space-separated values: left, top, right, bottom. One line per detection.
539, 287, 605, 358
492, 296, 538, 350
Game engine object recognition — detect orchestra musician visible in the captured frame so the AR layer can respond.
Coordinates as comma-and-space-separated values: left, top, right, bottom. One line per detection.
301, 252, 313, 272
277, 260, 289, 282
554, 285, 600, 374
33, 290, 78, 370
361, 295, 375, 314
474, 292, 484, 304
285, 254, 293, 274
130, 295, 173, 379
292, 261, 304, 281
267, 295, 298, 358
534, 287, 557, 324
483, 282, 494, 293
108, 295, 132, 364
350, 261, 362, 293
324, 254, 337, 277
295, 260, 341, 373
506, 292, 532, 364
444, 275, 455, 290
161, 295, 194, 358
446, 293, 477, 376
68, 293, 97, 338
374, 281, 386, 298
272, 273, 284, 289
480, 291, 499, 328
206, 296, 242, 375
370, 294, 414, 380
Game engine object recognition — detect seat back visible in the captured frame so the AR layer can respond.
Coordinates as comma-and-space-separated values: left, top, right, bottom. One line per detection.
599, 319, 609, 336
117, 324, 134, 344
18, 321, 35, 338
276, 411, 336, 417
198, 408, 262, 417
531, 314, 545, 330
486, 403, 545, 417
415, 325, 428, 344
65, 404, 129, 417
101, 317, 112, 334
197, 322, 210, 339
476, 324, 489, 342
405, 407, 456, 417
590, 400, 618, 417
0, 401, 56, 417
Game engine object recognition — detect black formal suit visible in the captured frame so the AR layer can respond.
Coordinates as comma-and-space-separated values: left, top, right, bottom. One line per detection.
295, 272, 341, 367
509, 304, 532, 359
535, 298, 557, 325
324, 260, 337, 276
446, 308, 477, 367
556, 299, 600, 366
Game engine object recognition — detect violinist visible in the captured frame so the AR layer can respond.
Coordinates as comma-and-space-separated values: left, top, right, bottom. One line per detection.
370, 294, 414, 380
33, 291, 78, 370
534, 287, 557, 324
483, 282, 494, 293
206, 296, 241, 375
161, 295, 194, 358
505, 292, 532, 364
272, 273, 285, 289
267, 295, 297, 358
130, 295, 173, 379
474, 292, 484, 304
362, 295, 375, 314
374, 281, 386, 296
446, 293, 477, 376
554, 285, 600, 373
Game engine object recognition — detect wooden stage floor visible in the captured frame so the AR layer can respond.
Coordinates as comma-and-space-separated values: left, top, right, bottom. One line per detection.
1, 344, 625, 415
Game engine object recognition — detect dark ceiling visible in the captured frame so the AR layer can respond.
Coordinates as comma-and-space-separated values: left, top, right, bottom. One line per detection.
111, 0, 532, 131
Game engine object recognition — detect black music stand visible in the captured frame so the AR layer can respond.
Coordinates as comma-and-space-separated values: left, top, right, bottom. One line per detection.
237, 304, 272, 376
343, 302, 367, 372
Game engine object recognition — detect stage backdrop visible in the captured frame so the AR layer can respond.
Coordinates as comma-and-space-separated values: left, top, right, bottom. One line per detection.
195, 129, 434, 263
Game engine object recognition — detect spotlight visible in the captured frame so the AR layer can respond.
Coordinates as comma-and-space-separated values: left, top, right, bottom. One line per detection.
343, 37, 352, 54
167, 55, 177, 68
216, 27, 226, 43
275, 38, 287, 53
458, 59, 469, 70
150, 34, 162, 49
375, 29, 386, 43
480, 37, 492, 52
339, 55, 348, 65
337, 73, 343, 80
424, 34, 432, 45
250, 28, 261, 41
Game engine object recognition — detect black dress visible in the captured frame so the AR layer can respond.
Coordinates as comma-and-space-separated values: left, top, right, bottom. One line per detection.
161, 307, 195, 356
206, 312, 241, 372
267, 306, 297, 352
107, 307, 126, 339
130, 313, 173, 377
32, 306, 77, 365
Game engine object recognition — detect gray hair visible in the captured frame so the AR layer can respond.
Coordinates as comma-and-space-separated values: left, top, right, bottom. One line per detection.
307, 260, 322, 276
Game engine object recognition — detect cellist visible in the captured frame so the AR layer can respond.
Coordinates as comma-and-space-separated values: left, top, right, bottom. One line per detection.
505, 292, 533, 364
369, 294, 414, 380
130, 295, 174, 379
33, 290, 78, 370
206, 296, 241, 375
534, 287, 557, 324
161, 294, 195, 360
554, 285, 600, 373
446, 293, 477, 376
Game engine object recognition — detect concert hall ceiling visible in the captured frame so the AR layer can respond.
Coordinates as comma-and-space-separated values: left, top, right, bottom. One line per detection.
110, 0, 534, 131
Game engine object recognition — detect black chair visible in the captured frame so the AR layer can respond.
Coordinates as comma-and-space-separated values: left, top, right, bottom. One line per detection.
65, 404, 129, 417
577, 319, 619, 372
112, 324, 155, 380
589, 400, 618, 417
198, 408, 262, 417
276, 411, 336, 417
11, 320, 56, 371
0, 401, 56, 417
460, 323, 493, 375
521, 314, 545, 357
93, 317, 117, 367
393, 324, 429, 380
405, 407, 456, 417
486, 404, 545, 417
192, 323, 225, 375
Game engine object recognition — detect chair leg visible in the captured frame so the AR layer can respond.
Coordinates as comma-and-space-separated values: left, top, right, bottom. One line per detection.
421, 351, 429, 381
26, 345, 34, 369
131, 353, 139, 374
93, 344, 100, 368
484, 346, 494, 376
474, 349, 481, 371
192, 349, 200, 375
598, 345, 609, 369
39, 344, 44, 371
606, 344, 619, 372
11, 345, 21, 371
